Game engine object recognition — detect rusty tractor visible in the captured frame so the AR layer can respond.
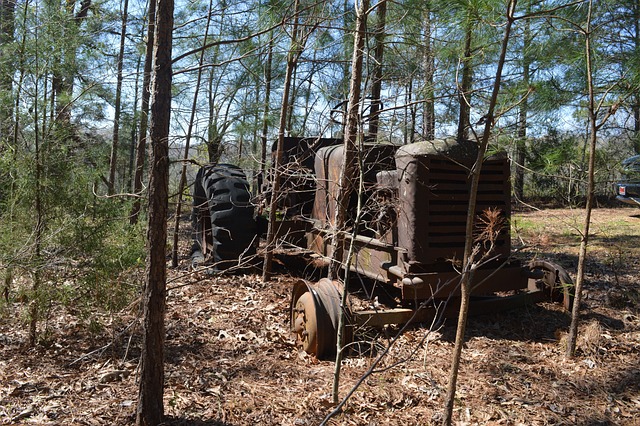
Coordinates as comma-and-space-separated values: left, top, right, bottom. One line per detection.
192, 137, 573, 359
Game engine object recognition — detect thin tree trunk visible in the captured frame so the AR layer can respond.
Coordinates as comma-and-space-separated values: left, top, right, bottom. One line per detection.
30, 32, 43, 346
136, 0, 172, 421
342, 0, 352, 100
259, 34, 273, 188
11, 0, 28, 153
633, 0, 640, 154
367, 0, 386, 139
422, 3, 435, 141
301, 51, 316, 134
443, 1, 517, 423
130, 0, 156, 225
327, 0, 368, 281
287, 7, 303, 135
408, 80, 415, 143
634, 101, 640, 154
0, 0, 16, 142
287, 53, 297, 134
514, 8, 531, 201
108, 0, 129, 195
54, 0, 91, 124
205, 8, 226, 164
330, 0, 369, 403
566, 0, 596, 358
128, 53, 142, 192
171, 0, 213, 268
457, 19, 473, 141
262, 0, 301, 282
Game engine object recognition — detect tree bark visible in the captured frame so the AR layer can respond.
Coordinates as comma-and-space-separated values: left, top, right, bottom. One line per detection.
262, 0, 301, 282
422, 4, 435, 141
633, 0, 640, 154
328, 0, 368, 280
0, 0, 16, 143
130, 0, 156, 225
108, 0, 130, 195
456, 19, 472, 141
171, 0, 213, 268
330, 0, 369, 403
443, 1, 517, 423
53, 0, 91, 123
566, 0, 595, 358
30, 60, 44, 347
259, 34, 273, 188
514, 9, 531, 201
136, 0, 172, 422
367, 0, 386, 139
128, 53, 142, 192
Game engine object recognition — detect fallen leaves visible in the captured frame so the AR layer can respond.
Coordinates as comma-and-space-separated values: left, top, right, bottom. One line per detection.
1, 208, 640, 425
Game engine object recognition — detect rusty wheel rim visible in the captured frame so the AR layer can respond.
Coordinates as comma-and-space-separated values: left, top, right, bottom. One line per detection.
292, 290, 318, 354
290, 280, 330, 357
290, 279, 347, 359
529, 260, 574, 311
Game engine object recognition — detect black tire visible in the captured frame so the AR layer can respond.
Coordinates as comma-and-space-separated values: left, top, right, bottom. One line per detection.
193, 163, 257, 269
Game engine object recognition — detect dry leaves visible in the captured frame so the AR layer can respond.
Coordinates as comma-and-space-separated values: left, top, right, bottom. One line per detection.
1, 208, 639, 425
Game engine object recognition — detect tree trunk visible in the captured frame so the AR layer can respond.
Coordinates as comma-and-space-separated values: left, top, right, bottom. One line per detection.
204, 7, 227, 164
136, 0, 172, 422
328, 0, 368, 280
0, 0, 16, 143
262, 0, 301, 282
30, 62, 44, 347
130, 0, 156, 225
128, 53, 142, 192
514, 10, 531, 201
633, 1, 640, 154
367, 0, 386, 139
54, 0, 91, 124
566, 0, 596, 358
443, 1, 517, 423
108, 0, 129, 195
457, 19, 472, 141
634, 102, 640, 154
331, 1, 369, 401
259, 34, 273, 189
171, 0, 213, 268
407, 80, 414, 144
422, 4, 435, 141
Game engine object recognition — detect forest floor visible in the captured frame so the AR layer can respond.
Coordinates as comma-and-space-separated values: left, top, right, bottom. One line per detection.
1, 207, 640, 425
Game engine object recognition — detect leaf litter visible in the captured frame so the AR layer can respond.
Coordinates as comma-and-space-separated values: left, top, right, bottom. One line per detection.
0, 208, 639, 425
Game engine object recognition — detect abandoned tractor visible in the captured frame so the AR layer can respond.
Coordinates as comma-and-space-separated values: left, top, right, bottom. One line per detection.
191, 137, 573, 359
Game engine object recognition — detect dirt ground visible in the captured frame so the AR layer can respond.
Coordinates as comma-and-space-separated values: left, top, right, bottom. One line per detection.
1, 207, 640, 425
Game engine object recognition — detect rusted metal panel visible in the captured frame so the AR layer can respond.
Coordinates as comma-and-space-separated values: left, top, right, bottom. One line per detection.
310, 145, 342, 227
273, 218, 312, 247
307, 224, 333, 259
353, 290, 548, 327
272, 136, 342, 171
349, 235, 396, 283
270, 137, 342, 218
400, 261, 527, 301
394, 138, 511, 266
311, 143, 398, 227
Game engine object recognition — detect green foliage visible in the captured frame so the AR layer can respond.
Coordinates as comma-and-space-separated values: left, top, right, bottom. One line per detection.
0, 124, 145, 332
516, 131, 624, 204
73, 217, 145, 315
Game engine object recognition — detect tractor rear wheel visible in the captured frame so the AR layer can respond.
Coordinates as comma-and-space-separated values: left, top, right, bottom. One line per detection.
197, 163, 257, 269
